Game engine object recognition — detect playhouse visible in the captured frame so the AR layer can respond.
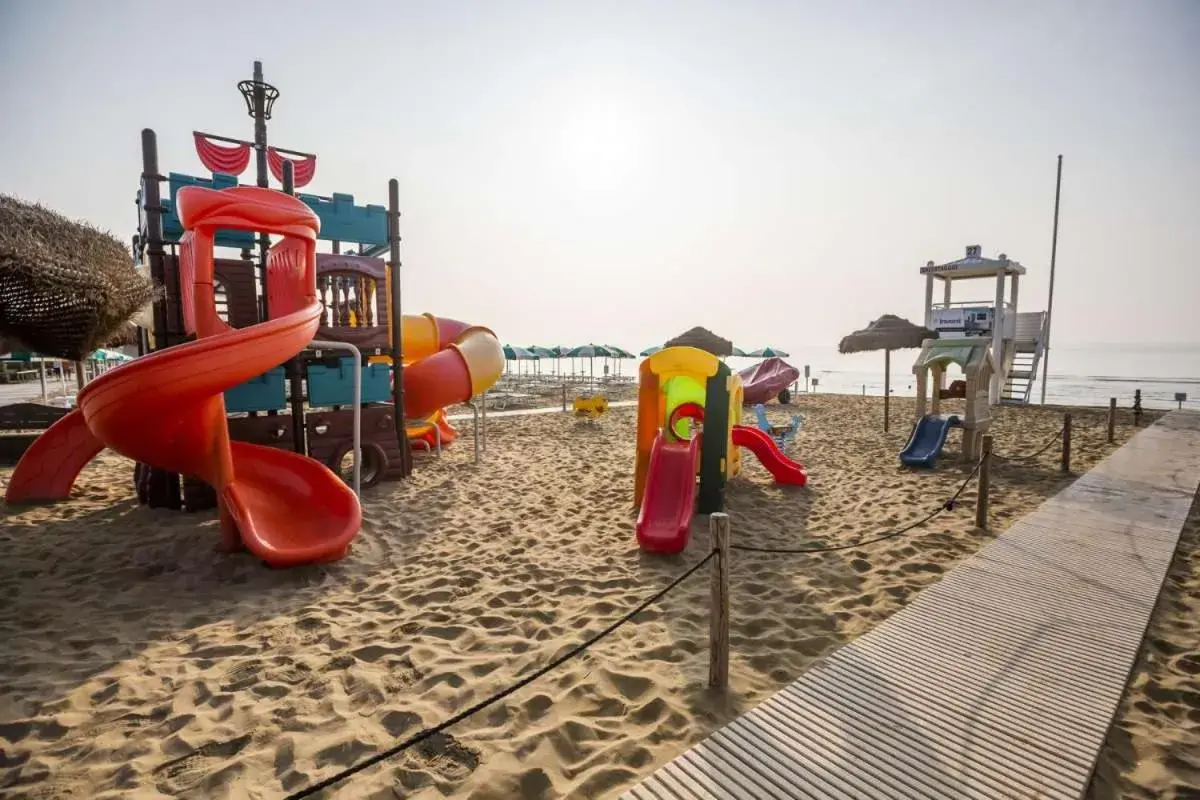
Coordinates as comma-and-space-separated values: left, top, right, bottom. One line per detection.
904, 337, 996, 466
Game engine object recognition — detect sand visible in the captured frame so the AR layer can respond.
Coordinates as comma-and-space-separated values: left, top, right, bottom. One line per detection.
0, 394, 1190, 799
1087, 487, 1200, 800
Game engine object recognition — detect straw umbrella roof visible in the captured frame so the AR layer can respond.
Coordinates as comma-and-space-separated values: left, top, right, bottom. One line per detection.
663, 326, 733, 357
838, 314, 937, 354
0, 195, 156, 360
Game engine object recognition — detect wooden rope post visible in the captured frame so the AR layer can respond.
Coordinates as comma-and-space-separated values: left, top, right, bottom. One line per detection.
709, 512, 730, 691
1061, 412, 1072, 473
562, 384, 568, 412
1107, 397, 1116, 444
975, 434, 992, 530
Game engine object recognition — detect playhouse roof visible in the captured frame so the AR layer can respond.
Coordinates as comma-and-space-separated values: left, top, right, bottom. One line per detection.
915, 337, 997, 374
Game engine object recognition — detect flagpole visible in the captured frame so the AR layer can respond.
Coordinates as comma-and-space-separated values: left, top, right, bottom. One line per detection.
1040, 154, 1063, 405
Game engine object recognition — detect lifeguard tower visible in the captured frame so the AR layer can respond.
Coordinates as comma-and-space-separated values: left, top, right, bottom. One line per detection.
920, 245, 1048, 405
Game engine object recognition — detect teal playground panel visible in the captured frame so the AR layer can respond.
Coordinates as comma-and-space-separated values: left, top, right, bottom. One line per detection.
158, 173, 387, 247
307, 358, 391, 406
224, 367, 288, 413
297, 192, 387, 245
163, 173, 255, 248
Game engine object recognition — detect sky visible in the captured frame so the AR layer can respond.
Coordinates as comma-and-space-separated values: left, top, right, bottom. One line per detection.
2, 0, 1198, 353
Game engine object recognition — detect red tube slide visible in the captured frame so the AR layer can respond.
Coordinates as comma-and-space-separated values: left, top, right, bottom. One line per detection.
732, 425, 808, 486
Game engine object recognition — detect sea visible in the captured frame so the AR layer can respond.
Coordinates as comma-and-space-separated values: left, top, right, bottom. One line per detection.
728, 343, 1199, 410
557, 343, 1200, 411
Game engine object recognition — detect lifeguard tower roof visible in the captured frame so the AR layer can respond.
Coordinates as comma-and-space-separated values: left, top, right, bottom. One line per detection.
920, 244, 1026, 280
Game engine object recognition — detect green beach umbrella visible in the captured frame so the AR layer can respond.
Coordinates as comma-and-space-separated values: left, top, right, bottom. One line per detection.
748, 346, 790, 358
526, 345, 555, 376
502, 344, 535, 360
639, 345, 663, 357
565, 344, 614, 381
502, 344, 535, 376
731, 346, 748, 357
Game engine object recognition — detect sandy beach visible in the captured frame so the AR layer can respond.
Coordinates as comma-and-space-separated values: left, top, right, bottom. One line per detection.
1, 394, 1193, 799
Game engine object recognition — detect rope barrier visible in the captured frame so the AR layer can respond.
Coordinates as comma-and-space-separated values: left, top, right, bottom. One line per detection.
994, 424, 1064, 462
730, 457, 983, 555
284, 551, 715, 799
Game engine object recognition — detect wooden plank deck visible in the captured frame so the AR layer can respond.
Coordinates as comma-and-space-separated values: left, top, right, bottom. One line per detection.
623, 411, 1200, 800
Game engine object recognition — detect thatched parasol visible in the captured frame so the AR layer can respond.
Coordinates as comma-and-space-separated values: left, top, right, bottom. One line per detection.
663, 326, 733, 357
839, 314, 938, 431
0, 195, 156, 361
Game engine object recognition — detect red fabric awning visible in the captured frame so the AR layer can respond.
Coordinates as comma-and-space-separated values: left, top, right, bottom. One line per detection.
268, 147, 317, 188
193, 132, 251, 175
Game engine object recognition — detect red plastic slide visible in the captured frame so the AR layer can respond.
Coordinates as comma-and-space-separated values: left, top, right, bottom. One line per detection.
5, 187, 362, 567
732, 424, 808, 486
635, 433, 702, 555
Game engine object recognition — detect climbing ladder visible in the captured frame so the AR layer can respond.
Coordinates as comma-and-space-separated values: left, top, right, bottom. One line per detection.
1001, 311, 1046, 404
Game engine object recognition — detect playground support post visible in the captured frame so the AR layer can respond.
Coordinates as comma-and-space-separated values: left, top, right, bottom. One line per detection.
281, 161, 307, 457
252, 61, 271, 321
388, 178, 413, 477
141, 129, 169, 352
1040, 155, 1063, 405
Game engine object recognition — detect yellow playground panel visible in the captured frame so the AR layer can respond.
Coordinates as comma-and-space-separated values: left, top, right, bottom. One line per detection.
635, 346, 743, 510
573, 394, 609, 419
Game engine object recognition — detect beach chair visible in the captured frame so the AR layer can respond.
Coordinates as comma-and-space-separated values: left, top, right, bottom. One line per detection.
753, 403, 802, 449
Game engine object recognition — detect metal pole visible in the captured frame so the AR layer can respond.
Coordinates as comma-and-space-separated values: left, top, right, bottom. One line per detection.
253, 61, 270, 321
387, 178, 413, 477
1040, 155, 1063, 405
311, 340, 361, 497
38, 361, 47, 402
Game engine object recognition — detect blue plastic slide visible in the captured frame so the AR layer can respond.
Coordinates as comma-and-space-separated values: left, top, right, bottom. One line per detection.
899, 414, 962, 467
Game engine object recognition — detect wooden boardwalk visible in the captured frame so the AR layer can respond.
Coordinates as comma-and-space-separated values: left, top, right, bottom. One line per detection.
624, 411, 1200, 800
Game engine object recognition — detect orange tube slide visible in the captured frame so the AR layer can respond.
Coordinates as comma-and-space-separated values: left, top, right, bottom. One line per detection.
400, 313, 503, 420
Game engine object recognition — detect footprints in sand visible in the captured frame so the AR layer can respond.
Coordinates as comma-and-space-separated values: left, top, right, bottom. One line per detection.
152, 733, 251, 796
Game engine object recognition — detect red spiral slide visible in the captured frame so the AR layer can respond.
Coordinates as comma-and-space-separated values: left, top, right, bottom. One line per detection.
5, 187, 362, 567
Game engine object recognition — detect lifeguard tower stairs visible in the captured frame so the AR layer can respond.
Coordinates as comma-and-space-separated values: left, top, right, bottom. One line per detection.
920, 245, 1048, 406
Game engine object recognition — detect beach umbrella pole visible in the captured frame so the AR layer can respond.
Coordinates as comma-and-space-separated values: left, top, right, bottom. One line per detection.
38, 361, 47, 403
884, 349, 891, 432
